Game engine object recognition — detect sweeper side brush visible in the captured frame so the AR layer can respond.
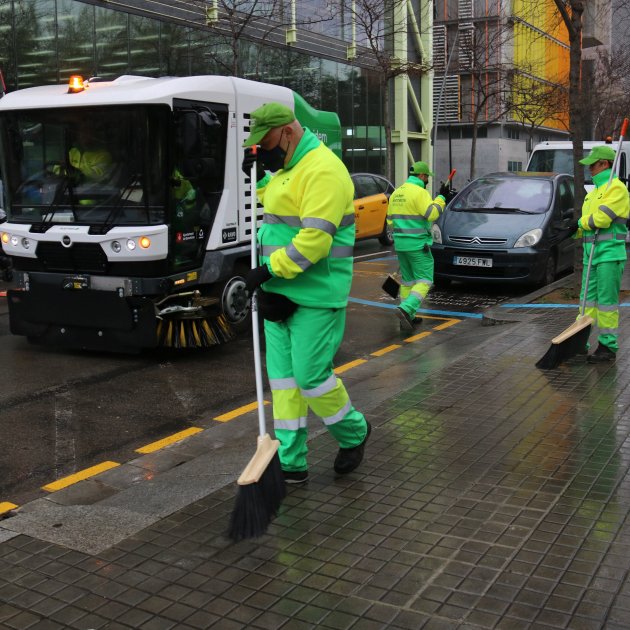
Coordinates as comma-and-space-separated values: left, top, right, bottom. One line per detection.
156, 314, 236, 348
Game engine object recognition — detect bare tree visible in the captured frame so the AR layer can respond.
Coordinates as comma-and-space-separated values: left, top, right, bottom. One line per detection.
342, 0, 430, 181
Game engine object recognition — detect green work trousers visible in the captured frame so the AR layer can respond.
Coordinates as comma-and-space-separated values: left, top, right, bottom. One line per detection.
397, 246, 434, 317
264, 306, 367, 472
580, 260, 625, 352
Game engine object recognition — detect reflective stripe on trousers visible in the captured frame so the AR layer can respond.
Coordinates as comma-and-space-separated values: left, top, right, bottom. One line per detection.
579, 259, 625, 352
397, 247, 434, 317
265, 306, 367, 472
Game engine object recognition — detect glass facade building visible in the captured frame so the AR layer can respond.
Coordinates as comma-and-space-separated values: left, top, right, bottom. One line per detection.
0, 0, 387, 175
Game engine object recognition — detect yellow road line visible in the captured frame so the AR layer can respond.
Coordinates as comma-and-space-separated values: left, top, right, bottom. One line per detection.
404, 331, 433, 343
135, 427, 204, 454
334, 359, 368, 374
214, 400, 271, 422
42, 461, 120, 492
0, 502, 17, 515
432, 318, 461, 330
371, 344, 401, 357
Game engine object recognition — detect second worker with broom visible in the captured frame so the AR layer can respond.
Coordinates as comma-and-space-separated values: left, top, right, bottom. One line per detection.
242, 102, 370, 484
387, 161, 449, 330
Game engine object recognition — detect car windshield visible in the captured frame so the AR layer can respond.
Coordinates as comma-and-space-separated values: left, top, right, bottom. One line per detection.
0, 105, 169, 227
528, 149, 593, 185
451, 177, 553, 214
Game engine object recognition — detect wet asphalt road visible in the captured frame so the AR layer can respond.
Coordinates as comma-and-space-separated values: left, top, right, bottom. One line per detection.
0, 240, 531, 507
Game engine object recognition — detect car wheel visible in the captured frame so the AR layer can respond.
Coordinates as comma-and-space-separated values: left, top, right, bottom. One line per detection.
539, 252, 557, 287
378, 221, 394, 246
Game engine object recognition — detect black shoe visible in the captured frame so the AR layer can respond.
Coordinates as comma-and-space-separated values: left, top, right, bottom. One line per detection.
399, 315, 422, 330
395, 307, 415, 331
283, 470, 308, 484
334, 422, 371, 475
587, 344, 616, 363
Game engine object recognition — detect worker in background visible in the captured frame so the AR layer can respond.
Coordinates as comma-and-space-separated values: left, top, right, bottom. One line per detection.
387, 161, 449, 330
241, 102, 370, 484
573, 145, 629, 363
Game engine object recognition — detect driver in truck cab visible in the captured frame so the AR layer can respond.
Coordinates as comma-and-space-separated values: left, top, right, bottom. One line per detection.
67, 122, 114, 183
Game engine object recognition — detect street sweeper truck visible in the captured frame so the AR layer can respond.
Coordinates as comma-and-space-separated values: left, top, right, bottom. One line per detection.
0, 75, 341, 351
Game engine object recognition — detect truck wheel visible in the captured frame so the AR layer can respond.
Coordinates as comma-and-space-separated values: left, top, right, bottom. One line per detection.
221, 275, 250, 333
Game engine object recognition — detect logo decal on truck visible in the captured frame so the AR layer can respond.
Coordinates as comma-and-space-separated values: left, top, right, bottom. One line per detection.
222, 228, 237, 243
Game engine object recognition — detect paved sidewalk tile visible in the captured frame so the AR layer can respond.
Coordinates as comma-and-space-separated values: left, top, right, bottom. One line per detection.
2, 307, 630, 628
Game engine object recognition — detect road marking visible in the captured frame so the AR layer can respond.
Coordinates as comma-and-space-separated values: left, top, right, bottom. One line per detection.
431, 318, 461, 330
353, 251, 393, 261
371, 344, 401, 356
135, 427, 204, 454
404, 331, 432, 343
334, 359, 368, 374
42, 461, 120, 492
214, 400, 271, 422
0, 502, 17, 515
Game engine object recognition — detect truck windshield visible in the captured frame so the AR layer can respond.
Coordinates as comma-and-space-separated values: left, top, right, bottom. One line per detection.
0, 105, 169, 227
527, 149, 593, 185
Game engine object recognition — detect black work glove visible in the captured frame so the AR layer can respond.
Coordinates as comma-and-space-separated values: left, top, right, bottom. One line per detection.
241, 147, 265, 182
438, 181, 451, 198
245, 264, 272, 294
567, 219, 580, 235
257, 289, 298, 322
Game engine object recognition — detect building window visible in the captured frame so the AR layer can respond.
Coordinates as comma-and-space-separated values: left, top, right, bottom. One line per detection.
507, 161, 523, 172
507, 128, 520, 140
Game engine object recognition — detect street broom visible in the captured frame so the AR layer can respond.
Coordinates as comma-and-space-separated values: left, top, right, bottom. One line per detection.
536, 118, 628, 369
228, 147, 285, 541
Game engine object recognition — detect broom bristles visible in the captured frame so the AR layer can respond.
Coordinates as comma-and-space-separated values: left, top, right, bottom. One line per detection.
228, 451, 286, 542
228, 434, 286, 542
536, 321, 592, 370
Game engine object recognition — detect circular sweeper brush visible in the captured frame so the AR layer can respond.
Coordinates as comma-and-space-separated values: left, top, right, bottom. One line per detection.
155, 280, 247, 349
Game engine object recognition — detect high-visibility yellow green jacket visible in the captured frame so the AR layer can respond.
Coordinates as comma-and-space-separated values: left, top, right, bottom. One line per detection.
256, 128, 355, 308
386, 177, 445, 252
68, 147, 113, 182
578, 169, 629, 264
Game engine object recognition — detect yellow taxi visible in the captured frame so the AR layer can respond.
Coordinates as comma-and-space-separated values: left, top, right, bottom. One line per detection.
351, 173, 394, 245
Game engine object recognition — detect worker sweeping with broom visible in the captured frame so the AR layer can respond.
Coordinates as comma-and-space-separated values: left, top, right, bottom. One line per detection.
573, 145, 630, 363
239, 103, 370, 487
386, 162, 450, 330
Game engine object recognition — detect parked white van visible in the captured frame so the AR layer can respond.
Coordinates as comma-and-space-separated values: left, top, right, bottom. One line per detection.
526, 140, 630, 192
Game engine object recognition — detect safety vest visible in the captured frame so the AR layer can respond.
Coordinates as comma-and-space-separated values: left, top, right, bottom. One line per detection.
256, 128, 355, 309
580, 169, 629, 264
68, 147, 113, 182
387, 177, 445, 251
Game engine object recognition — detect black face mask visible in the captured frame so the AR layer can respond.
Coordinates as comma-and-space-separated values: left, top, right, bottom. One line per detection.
258, 130, 287, 172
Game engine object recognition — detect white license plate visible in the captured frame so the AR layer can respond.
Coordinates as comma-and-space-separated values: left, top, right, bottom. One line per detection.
453, 256, 493, 267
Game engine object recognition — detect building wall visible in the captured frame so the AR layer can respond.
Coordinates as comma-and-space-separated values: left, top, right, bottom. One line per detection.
432, 0, 570, 180
0, 0, 394, 177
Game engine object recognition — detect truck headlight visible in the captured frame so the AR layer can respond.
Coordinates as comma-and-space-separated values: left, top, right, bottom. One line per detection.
111, 241, 121, 253
514, 228, 542, 248
126, 239, 136, 251
10, 235, 18, 247
431, 223, 442, 244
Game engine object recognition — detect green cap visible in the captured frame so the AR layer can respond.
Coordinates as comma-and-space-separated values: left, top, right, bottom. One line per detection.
579, 145, 616, 165
243, 102, 296, 147
409, 161, 434, 177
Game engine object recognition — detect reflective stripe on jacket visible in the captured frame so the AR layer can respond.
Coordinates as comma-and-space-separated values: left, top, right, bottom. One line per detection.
386, 176, 445, 252
580, 170, 629, 264
256, 128, 355, 308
